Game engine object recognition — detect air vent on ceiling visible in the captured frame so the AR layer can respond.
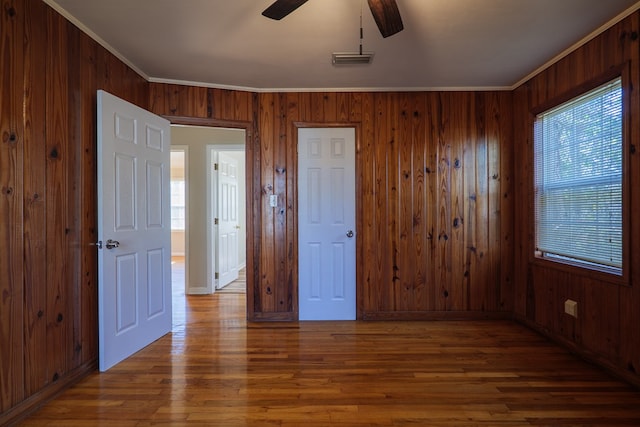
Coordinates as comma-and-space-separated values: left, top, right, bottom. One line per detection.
332, 52, 374, 65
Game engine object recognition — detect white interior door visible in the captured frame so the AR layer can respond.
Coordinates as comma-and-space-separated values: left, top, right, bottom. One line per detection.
298, 127, 356, 320
217, 152, 239, 288
97, 90, 172, 371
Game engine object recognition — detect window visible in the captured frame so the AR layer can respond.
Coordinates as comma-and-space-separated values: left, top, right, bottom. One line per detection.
534, 77, 623, 274
170, 180, 186, 230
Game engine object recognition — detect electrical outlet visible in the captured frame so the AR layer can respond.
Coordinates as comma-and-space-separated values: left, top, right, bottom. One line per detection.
564, 299, 578, 318
269, 194, 278, 208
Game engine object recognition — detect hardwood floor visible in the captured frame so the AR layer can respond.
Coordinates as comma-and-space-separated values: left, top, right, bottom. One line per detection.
19, 290, 640, 426
216, 268, 246, 294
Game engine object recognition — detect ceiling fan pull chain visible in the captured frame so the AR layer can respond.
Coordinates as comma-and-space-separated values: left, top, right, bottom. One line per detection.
360, 0, 364, 55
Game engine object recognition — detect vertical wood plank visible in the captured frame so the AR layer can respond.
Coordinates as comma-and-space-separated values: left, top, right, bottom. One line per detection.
349, 92, 363, 123
0, 0, 25, 411
411, 94, 429, 311
449, 92, 467, 311
465, 93, 480, 311
46, 6, 71, 385
286, 93, 300, 316
310, 92, 324, 122
297, 92, 312, 122
424, 93, 439, 312
512, 84, 530, 317
435, 93, 452, 311
473, 93, 492, 311
396, 93, 413, 311
248, 93, 261, 317
387, 93, 399, 311
79, 33, 99, 364
169, 85, 207, 117
484, 92, 500, 311
22, 0, 47, 397
273, 93, 287, 312
358, 92, 375, 316
66, 21, 83, 370
211, 88, 223, 118
582, 280, 620, 361
337, 92, 350, 122
323, 92, 337, 122
96, 45, 147, 109
373, 93, 392, 311
148, 83, 169, 116
497, 91, 514, 312
234, 90, 251, 122
222, 89, 236, 121
259, 93, 276, 313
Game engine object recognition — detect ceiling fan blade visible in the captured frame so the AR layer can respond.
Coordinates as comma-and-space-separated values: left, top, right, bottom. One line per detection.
262, 0, 309, 20
367, 0, 404, 38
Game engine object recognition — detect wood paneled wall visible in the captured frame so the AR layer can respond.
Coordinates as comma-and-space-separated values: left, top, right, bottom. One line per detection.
357, 92, 513, 318
148, 87, 514, 321
512, 12, 640, 385
1, 0, 148, 422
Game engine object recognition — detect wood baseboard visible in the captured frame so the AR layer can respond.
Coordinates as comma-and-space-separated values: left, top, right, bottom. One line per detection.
361, 311, 513, 321
249, 312, 297, 321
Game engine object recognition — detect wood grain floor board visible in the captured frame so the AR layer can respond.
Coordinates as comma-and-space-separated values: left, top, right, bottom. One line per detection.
19, 292, 640, 426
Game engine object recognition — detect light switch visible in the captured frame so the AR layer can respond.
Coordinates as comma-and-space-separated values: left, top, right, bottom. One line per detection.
269, 194, 278, 207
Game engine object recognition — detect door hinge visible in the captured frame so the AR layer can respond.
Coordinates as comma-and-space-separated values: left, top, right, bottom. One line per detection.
214, 217, 219, 225
214, 163, 218, 171
215, 272, 219, 279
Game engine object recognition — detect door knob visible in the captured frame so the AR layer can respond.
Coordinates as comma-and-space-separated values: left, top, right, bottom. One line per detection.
346, 230, 354, 238
105, 239, 120, 249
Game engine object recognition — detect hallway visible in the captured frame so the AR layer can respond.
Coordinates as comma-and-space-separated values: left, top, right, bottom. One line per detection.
171, 256, 245, 329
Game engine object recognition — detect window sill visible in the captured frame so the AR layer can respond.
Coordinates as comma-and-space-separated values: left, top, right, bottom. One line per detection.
532, 255, 629, 287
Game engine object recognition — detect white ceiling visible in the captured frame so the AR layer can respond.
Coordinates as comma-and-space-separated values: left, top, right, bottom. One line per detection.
46, 0, 640, 92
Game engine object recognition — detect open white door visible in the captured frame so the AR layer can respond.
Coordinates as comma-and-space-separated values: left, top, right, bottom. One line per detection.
298, 127, 356, 320
97, 90, 172, 371
216, 152, 240, 288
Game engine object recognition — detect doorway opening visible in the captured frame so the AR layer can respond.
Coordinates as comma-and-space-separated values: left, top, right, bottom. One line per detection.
170, 147, 188, 320
169, 125, 247, 302
207, 146, 247, 291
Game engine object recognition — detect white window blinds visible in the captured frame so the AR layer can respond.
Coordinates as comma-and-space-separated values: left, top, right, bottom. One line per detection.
534, 77, 622, 273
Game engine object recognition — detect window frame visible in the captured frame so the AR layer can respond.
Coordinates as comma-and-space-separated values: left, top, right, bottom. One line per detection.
530, 65, 630, 286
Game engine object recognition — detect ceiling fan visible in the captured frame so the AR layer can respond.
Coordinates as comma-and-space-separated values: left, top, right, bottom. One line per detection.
262, 0, 404, 38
